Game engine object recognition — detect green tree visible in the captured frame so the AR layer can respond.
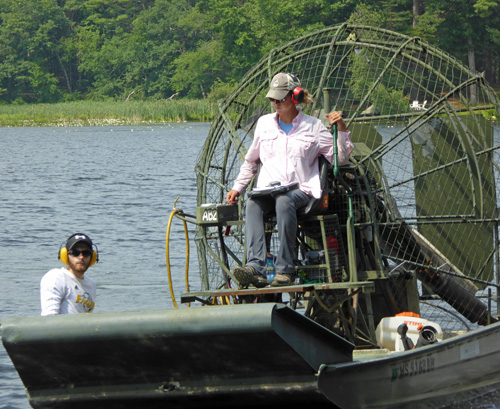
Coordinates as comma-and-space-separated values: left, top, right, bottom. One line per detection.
169, 0, 359, 98
1, 0, 498, 103
473, 0, 500, 84
347, 4, 408, 115
418, 0, 500, 86
72, 0, 207, 99
0, 0, 73, 102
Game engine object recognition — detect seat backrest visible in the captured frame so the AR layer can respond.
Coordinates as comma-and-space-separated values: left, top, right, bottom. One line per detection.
299, 156, 330, 217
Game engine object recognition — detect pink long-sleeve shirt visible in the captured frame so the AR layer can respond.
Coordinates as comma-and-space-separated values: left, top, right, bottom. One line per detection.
232, 110, 354, 199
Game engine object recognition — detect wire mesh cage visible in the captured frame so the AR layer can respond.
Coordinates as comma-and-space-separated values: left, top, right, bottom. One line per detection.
193, 23, 500, 338
298, 214, 348, 284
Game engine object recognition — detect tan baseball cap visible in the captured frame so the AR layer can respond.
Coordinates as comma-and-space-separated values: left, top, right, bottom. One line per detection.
265, 73, 301, 100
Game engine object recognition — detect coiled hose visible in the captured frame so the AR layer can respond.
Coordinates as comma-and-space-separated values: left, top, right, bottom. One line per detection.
166, 198, 190, 308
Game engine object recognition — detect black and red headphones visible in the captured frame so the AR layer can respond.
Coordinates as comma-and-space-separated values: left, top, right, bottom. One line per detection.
288, 73, 304, 104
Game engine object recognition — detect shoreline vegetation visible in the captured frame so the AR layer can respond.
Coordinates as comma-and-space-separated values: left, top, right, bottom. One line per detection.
0, 100, 218, 127
0, 99, 498, 128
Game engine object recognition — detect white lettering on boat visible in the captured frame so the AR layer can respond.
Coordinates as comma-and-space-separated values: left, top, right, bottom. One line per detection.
391, 356, 435, 381
202, 210, 218, 222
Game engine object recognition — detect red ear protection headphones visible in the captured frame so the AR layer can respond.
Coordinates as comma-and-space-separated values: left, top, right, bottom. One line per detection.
291, 87, 304, 104
287, 73, 304, 104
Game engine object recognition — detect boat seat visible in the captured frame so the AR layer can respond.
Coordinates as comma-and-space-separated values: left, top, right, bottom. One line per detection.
297, 155, 331, 218
254, 156, 349, 284
258, 155, 330, 221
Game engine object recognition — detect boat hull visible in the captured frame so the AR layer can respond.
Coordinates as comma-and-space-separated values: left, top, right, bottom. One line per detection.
1, 303, 352, 408
318, 321, 500, 408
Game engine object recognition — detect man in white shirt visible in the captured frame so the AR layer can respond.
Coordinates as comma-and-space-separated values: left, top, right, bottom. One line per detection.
40, 233, 98, 316
226, 73, 353, 287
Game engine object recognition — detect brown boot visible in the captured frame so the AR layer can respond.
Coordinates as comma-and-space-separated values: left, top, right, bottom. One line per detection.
271, 273, 294, 287
233, 265, 268, 288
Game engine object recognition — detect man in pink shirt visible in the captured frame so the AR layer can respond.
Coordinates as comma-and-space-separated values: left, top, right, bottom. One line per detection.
226, 73, 354, 287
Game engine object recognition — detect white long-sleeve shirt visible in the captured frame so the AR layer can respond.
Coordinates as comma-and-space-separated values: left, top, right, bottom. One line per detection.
232, 110, 353, 199
40, 267, 96, 316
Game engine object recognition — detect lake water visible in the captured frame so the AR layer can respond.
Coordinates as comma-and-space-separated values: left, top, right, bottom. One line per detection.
1, 123, 500, 409
0, 123, 209, 408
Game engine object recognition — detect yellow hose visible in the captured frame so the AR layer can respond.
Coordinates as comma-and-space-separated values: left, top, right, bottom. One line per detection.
166, 199, 190, 308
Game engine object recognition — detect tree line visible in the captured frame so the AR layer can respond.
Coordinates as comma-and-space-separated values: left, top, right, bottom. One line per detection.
0, 0, 499, 104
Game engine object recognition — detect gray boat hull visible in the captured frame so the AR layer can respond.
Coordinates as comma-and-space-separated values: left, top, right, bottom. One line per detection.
318, 321, 500, 408
2, 303, 352, 408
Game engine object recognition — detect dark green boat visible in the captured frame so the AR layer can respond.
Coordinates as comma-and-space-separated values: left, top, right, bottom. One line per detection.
3, 24, 500, 408
2, 304, 352, 408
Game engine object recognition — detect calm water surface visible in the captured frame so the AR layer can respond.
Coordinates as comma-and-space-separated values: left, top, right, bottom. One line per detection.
0, 123, 208, 408
1, 123, 500, 409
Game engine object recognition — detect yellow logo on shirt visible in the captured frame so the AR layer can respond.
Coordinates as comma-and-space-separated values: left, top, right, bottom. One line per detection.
76, 293, 95, 313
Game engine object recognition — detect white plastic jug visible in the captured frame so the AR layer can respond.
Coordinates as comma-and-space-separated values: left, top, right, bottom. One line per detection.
375, 313, 443, 351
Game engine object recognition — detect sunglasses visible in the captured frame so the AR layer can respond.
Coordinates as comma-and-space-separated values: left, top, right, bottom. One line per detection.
69, 249, 92, 258
269, 96, 287, 103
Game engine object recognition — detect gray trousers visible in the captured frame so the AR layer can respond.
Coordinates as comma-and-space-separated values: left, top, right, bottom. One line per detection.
245, 189, 310, 275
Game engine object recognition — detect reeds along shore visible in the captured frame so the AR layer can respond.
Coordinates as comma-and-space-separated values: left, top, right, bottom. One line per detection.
1, 99, 498, 127
0, 100, 218, 126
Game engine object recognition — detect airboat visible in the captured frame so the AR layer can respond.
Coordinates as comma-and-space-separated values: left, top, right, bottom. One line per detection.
3, 24, 500, 409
